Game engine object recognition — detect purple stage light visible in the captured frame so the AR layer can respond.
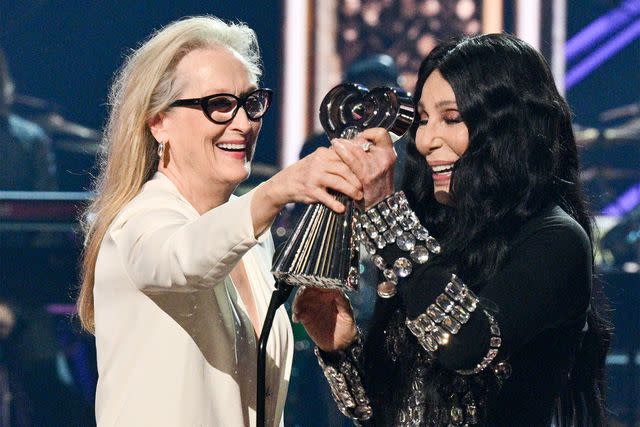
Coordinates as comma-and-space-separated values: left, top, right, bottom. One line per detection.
566, 0, 640, 62
602, 182, 640, 217
46, 303, 77, 315
566, 19, 640, 90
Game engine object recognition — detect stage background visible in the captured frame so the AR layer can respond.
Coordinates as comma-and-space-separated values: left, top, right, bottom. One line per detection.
1, 1, 638, 425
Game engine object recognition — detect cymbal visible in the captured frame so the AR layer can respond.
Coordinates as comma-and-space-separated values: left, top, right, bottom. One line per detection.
602, 117, 640, 141
581, 167, 640, 182
599, 102, 640, 122
575, 120, 640, 148
573, 124, 600, 145
13, 93, 101, 140
54, 139, 101, 155
46, 113, 101, 140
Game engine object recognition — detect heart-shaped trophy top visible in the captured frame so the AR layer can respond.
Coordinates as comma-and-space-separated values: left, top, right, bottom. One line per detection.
319, 83, 415, 141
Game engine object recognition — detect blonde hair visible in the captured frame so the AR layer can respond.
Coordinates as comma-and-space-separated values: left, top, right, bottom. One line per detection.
77, 16, 262, 332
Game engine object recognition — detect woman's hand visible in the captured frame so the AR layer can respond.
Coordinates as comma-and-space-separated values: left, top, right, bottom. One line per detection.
251, 147, 363, 236
331, 127, 396, 209
264, 146, 363, 213
292, 287, 357, 352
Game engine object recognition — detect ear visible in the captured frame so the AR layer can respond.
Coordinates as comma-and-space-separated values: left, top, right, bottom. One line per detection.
148, 112, 169, 144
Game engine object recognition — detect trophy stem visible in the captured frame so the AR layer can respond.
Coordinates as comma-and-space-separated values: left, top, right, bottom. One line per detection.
271, 192, 360, 290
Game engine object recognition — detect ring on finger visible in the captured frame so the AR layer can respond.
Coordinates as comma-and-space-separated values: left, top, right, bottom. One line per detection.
361, 141, 372, 152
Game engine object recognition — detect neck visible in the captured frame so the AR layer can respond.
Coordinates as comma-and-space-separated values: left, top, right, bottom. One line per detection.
158, 164, 235, 214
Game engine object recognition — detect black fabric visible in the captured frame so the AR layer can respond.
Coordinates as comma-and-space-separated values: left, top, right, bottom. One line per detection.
359, 204, 591, 426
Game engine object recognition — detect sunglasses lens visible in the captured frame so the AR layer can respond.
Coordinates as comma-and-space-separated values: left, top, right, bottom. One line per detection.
245, 90, 271, 119
207, 96, 237, 122
205, 90, 271, 123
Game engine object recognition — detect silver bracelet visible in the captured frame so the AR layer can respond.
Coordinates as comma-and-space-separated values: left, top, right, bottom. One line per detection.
404, 274, 503, 375
357, 191, 441, 298
404, 274, 479, 354
455, 309, 503, 375
315, 333, 373, 421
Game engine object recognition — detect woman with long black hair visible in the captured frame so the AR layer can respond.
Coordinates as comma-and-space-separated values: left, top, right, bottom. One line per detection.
293, 33, 612, 426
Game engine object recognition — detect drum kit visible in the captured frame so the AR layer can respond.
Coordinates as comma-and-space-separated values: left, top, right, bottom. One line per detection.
575, 101, 640, 271
12, 94, 101, 192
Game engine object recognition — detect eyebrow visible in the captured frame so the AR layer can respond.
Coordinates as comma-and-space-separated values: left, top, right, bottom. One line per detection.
418, 99, 458, 112
435, 100, 457, 108
203, 86, 258, 97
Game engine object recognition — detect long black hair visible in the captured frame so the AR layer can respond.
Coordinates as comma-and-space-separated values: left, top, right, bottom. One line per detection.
401, 33, 611, 426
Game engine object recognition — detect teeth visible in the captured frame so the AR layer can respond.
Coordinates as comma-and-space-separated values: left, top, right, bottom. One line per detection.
217, 143, 246, 150
431, 164, 454, 173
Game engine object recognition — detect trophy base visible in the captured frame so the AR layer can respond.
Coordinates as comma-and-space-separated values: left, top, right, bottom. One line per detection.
272, 266, 360, 291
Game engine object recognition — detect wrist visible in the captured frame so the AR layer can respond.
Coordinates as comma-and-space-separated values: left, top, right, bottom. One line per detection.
316, 329, 357, 354
357, 191, 442, 299
259, 176, 287, 211
250, 181, 285, 237
364, 180, 395, 210
316, 327, 362, 360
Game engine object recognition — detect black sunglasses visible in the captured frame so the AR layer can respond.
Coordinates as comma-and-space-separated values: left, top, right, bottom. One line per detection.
169, 88, 273, 124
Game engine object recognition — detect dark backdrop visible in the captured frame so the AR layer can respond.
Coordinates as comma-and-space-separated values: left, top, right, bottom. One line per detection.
0, 1, 283, 167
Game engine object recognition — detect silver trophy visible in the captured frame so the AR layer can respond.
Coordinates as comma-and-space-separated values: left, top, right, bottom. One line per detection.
272, 83, 415, 291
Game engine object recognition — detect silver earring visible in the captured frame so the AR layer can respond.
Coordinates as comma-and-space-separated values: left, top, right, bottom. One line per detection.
157, 141, 165, 158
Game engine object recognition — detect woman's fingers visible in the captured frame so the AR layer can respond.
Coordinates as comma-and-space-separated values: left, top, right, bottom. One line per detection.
292, 287, 337, 322
331, 139, 367, 179
291, 147, 364, 211
311, 147, 362, 191
308, 187, 346, 213
319, 173, 363, 201
331, 131, 397, 209
271, 135, 394, 210
332, 133, 396, 182
293, 288, 350, 326
333, 289, 352, 313
292, 286, 357, 352
329, 160, 363, 192
359, 127, 394, 149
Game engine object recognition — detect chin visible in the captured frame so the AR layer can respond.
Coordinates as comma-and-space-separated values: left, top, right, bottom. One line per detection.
434, 191, 453, 206
216, 169, 250, 189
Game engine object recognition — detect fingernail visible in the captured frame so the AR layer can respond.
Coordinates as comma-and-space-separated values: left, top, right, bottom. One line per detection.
332, 139, 345, 148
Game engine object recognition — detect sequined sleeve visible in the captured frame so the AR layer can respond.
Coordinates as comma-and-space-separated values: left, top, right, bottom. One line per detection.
314, 331, 373, 421
358, 192, 503, 375
403, 274, 503, 375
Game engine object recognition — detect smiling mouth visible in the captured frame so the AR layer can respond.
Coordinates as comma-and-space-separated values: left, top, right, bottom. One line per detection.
431, 163, 455, 174
216, 142, 247, 152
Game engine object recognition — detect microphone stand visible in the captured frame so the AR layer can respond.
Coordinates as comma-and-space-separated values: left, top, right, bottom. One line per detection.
257, 280, 294, 427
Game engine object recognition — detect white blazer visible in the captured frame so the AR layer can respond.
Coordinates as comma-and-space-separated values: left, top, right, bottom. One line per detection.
93, 172, 293, 427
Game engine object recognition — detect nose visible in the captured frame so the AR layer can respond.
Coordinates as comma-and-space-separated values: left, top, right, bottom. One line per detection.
415, 123, 443, 156
229, 104, 256, 132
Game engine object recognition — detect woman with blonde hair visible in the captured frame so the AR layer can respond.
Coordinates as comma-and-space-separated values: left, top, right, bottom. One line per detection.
77, 16, 362, 426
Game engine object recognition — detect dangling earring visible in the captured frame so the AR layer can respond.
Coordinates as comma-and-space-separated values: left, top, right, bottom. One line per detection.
157, 141, 165, 159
